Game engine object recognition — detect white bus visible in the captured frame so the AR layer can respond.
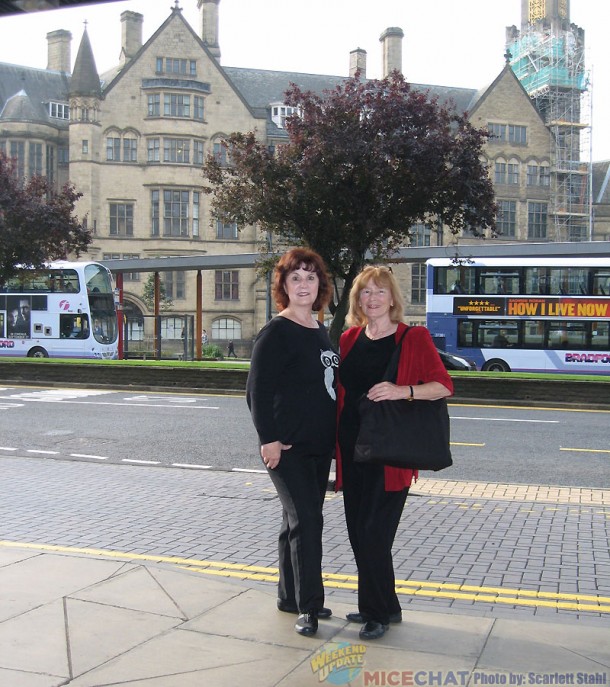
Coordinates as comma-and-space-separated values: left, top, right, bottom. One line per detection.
426, 257, 610, 374
0, 261, 118, 359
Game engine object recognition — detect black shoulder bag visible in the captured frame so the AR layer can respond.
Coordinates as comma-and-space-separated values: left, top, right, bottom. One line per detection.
353, 327, 453, 471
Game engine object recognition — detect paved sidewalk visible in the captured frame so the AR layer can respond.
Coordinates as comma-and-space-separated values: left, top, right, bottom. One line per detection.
1, 542, 609, 687
1, 457, 609, 686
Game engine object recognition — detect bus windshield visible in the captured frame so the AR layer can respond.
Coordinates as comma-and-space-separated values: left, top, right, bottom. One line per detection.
85, 264, 118, 345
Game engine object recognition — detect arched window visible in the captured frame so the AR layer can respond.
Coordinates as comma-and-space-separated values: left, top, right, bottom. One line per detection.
123, 300, 144, 341
507, 158, 520, 185
212, 317, 241, 340
494, 157, 507, 184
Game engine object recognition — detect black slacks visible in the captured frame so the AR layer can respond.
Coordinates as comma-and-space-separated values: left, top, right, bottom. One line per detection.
266, 448, 332, 612
342, 458, 408, 625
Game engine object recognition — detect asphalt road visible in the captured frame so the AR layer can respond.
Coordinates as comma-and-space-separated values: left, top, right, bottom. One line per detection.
0, 384, 608, 488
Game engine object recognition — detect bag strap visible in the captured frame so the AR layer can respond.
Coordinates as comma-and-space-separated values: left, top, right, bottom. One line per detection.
381, 326, 410, 383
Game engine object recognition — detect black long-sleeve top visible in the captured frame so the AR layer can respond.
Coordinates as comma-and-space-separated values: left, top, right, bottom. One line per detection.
246, 316, 338, 455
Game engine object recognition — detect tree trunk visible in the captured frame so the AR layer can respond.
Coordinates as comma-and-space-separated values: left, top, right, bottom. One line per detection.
328, 259, 363, 349
328, 286, 350, 349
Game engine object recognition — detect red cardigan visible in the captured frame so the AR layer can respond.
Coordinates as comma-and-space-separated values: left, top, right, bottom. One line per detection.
335, 322, 454, 491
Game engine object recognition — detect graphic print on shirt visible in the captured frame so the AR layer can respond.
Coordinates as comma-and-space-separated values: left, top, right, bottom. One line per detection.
320, 349, 339, 401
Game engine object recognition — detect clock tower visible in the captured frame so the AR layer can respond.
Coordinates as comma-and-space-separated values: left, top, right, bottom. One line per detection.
508, 0, 590, 242
521, 0, 570, 30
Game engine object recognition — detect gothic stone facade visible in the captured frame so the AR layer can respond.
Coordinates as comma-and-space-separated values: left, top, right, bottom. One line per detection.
2, 2, 607, 350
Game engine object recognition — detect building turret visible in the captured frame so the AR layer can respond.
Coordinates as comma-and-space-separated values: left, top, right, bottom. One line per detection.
68, 28, 102, 236
70, 29, 101, 100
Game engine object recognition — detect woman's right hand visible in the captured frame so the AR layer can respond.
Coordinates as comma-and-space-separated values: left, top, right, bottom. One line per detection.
261, 441, 292, 470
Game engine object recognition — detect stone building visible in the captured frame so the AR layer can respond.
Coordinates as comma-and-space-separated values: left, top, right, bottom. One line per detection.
1, 0, 607, 350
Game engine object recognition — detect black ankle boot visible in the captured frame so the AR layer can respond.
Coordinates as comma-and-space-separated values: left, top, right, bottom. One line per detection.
295, 611, 318, 636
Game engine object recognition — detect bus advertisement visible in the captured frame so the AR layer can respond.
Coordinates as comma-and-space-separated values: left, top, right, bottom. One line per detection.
426, 257, 610, 374
0, 261, 119, 359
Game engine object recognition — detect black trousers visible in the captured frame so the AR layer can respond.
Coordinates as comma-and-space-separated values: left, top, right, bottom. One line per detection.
342, 458, 408, 625
266, 448, 332, 612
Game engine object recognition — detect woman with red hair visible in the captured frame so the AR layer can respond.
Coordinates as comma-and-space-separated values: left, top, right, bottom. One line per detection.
246, 247, 338, 637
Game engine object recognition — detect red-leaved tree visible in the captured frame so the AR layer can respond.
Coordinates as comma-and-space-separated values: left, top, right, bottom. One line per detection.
0, 153, 91, 285
202, 73, 496, 343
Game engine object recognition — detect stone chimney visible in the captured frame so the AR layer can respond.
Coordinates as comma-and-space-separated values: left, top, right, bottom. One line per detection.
380, 27, 404, 77
120, 11, 143, 66
349, 48, 367, 78
46, 30, 72, 73
198, 0, 221, 60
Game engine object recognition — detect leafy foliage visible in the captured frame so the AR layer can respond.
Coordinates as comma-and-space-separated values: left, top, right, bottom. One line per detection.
142, 273, 174, 312
202, 344, 224, 359
202, 72, 496, 342
0, 153, 91, 285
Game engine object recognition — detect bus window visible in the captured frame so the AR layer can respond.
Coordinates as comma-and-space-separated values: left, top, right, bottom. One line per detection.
60, 314, 89, 339
479, 270, 519, 295
548, 268, 586, 295
85, 264, 113, 294
525, 267, 551, 295
547, 321, 586, 349
591, 322, 610, 349
523, 322, 544, 349
59, 270, 79, 292
593, 271, 610, 296
435, 267, 458, 294
435, 266, 476, 294
476, 320, 517, 348
457, 320, 474, 347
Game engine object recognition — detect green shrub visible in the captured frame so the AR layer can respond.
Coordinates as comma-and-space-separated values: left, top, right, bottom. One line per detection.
202, 344, 224, 359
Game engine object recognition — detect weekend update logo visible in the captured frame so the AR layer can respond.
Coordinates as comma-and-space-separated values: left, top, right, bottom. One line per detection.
310, 642, 367, 684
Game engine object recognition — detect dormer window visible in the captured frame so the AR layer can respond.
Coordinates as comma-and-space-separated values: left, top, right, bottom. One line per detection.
271, 103, 299, 129
49, 102, 69, 120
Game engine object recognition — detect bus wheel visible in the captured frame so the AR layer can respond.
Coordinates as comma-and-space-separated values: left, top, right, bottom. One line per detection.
27, 347, 49, 358
483, 358, 511, 372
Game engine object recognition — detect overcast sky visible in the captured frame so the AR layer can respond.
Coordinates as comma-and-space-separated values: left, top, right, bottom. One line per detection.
0, 0, 608, 160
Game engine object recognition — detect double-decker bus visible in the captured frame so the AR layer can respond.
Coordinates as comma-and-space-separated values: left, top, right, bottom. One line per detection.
0, 261, 118, 359
426, 257, 610, 374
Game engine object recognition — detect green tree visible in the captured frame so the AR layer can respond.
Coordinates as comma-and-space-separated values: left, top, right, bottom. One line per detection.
202, 72, 496, 344
142, 273, 174, 312
0, 153, 91, 285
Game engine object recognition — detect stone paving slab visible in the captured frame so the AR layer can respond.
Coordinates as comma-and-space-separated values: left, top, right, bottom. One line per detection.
0, 547, 608, 687
1, 454, 609, 626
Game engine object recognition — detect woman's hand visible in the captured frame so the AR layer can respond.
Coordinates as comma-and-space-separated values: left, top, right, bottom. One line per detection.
260, 440, 292, 469
367, 381, 451, 402
366, 382, 407, 402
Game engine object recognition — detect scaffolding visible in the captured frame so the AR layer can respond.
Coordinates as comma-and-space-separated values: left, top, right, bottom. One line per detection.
508, 23, 592, 241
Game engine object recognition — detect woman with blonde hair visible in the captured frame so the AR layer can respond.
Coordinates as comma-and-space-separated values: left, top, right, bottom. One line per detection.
336, 265, 453, 640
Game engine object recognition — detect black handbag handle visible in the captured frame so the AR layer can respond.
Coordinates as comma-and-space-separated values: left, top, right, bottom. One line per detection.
381, 326, 410, 383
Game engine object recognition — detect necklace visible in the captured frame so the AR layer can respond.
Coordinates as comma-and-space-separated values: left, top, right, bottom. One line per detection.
365, 323, 396, 340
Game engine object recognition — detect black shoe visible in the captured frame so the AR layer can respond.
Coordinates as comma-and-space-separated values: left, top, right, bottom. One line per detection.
295, 612, 318, 636
359, 620, 389, 640
346, 611, 402, 624
277, 600, 332, 618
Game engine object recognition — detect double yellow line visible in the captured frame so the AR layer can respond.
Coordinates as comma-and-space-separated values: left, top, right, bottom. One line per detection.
2, 540, 608, 614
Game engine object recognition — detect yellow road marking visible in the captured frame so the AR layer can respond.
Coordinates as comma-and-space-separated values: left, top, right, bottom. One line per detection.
2, 540, 608, 614
560, 447, 610, 454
